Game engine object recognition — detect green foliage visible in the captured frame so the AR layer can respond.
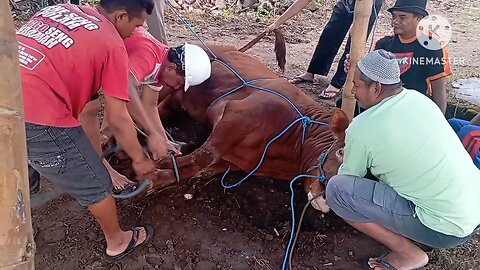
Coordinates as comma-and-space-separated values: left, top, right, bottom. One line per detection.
221, 4, 236, 20
254, 6, 272, 20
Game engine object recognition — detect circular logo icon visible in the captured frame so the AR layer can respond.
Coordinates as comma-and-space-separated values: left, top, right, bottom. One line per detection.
416, 14, 452, 51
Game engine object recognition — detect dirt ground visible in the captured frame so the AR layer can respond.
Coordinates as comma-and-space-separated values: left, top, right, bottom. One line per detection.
27, 0, 480, 269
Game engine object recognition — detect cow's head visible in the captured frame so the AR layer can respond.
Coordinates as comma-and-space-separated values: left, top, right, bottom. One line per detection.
305, 108, 350, 212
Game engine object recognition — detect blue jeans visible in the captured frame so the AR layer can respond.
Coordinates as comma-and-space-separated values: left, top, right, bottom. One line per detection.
448, 118, 480, 169
25, 123, 112, 206
326, 175, 473, 249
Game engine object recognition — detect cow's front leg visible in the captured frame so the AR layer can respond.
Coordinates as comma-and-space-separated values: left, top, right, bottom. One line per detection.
160, 147, 231, 177
149, 168, 177, 190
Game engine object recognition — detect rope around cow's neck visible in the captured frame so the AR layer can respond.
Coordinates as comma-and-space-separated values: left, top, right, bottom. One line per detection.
165, 2, 336, 269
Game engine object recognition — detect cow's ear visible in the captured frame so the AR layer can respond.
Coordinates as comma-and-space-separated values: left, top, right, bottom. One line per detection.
329, 108, 349, 141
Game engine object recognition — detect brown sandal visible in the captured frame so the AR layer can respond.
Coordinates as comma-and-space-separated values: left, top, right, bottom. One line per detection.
289, 76, 313, 84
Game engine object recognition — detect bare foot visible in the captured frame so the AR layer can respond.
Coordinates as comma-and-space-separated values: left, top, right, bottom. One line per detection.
105, 227, 147, 257
102, 158, 134, 190
368, 250, 428, 270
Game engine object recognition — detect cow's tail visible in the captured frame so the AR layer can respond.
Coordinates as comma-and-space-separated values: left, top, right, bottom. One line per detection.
238, 29, 286, 72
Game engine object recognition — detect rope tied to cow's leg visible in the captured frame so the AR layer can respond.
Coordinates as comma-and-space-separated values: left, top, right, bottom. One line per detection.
169, 151, 181, 183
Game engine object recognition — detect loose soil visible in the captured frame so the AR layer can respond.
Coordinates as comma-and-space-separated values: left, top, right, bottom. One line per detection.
27, 0, 480, 269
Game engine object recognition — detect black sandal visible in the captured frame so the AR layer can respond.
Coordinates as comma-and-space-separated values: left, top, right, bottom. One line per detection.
105, 224, 155, 261
362, 254, 426, 270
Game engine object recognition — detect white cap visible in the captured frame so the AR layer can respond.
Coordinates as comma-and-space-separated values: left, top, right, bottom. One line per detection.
183, 43, 212, 92
357, 49, 401, 85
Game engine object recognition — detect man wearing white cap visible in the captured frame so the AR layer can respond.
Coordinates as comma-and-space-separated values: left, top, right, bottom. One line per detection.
323, 50, 480, 270
81, 26, 212, 190
121, 26, 211, 153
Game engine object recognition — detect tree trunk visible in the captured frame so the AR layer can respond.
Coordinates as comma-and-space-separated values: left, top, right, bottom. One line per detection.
341, 0, 373, 121
0, 1, 36, 269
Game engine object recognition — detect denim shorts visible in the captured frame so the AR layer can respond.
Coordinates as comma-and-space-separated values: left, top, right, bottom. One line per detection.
326, 175, 474, 249
25, 122, 112, 206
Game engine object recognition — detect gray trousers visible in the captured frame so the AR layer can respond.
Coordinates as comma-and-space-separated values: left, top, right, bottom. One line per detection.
147, 0, 168, 44
325, 175, 473, 249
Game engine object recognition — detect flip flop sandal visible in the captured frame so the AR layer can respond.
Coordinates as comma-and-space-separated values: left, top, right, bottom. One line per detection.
289, 76, 314, 84
106, 224, 155, 261
362, 254, 426, 270
318, 89, 341, 100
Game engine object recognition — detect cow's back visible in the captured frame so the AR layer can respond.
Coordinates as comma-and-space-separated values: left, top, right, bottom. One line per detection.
180, 46, 322, 122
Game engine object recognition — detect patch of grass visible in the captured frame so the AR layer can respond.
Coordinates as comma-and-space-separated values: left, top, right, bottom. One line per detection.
221, 4, 236, 20
254, 7, 273, 20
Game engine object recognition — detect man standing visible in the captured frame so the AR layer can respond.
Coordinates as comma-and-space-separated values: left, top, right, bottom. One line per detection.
339, 0, 452, 115
19, 0, 156, 259
266, 0, 382, 99
146, 0, 168, 44
325, 50, 480, 269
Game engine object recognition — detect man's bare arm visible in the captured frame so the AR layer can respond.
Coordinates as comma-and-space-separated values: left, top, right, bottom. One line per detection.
126, 72, 159, 135
430, 77, 447, 115
141, 85, 168, 141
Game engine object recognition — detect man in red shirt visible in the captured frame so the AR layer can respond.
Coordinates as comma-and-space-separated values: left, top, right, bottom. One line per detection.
20, 0, 156, 259
85, 26, 212, 188
123, 26, 212, 139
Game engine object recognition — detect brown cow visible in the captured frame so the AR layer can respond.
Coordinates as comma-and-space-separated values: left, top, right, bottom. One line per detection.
134, 34, 351, 211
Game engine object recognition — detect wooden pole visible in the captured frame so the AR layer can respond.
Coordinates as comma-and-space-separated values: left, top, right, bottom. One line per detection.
341, 0, 374, 121
0, 1, 36, 269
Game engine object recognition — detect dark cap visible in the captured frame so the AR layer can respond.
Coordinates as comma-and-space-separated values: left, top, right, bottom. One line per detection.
387, 0, 429, 17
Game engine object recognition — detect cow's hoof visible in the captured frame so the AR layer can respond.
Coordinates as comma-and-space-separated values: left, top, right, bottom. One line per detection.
307, 192, 331, 213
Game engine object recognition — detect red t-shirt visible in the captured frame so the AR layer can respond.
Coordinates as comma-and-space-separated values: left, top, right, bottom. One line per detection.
17, 4, 129, 127
123, 26, 169, 90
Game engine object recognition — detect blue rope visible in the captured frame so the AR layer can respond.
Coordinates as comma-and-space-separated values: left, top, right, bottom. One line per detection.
164, 3, 331, 270
211, 78, 270, 105
282, 173, 326, 270
342, 0, 355, 14
341, 0, 379, 52
165, 0, 218, 59
215, 59, 247, 84
220, 116, 325, 189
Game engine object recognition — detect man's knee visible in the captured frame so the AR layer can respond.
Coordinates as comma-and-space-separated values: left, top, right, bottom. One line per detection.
326, 174, 355, 209
447, 118, 468, 133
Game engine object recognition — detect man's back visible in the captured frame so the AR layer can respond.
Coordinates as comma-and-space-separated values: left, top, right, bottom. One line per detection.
18, 4, 129, 127
341, 89, 480, 237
